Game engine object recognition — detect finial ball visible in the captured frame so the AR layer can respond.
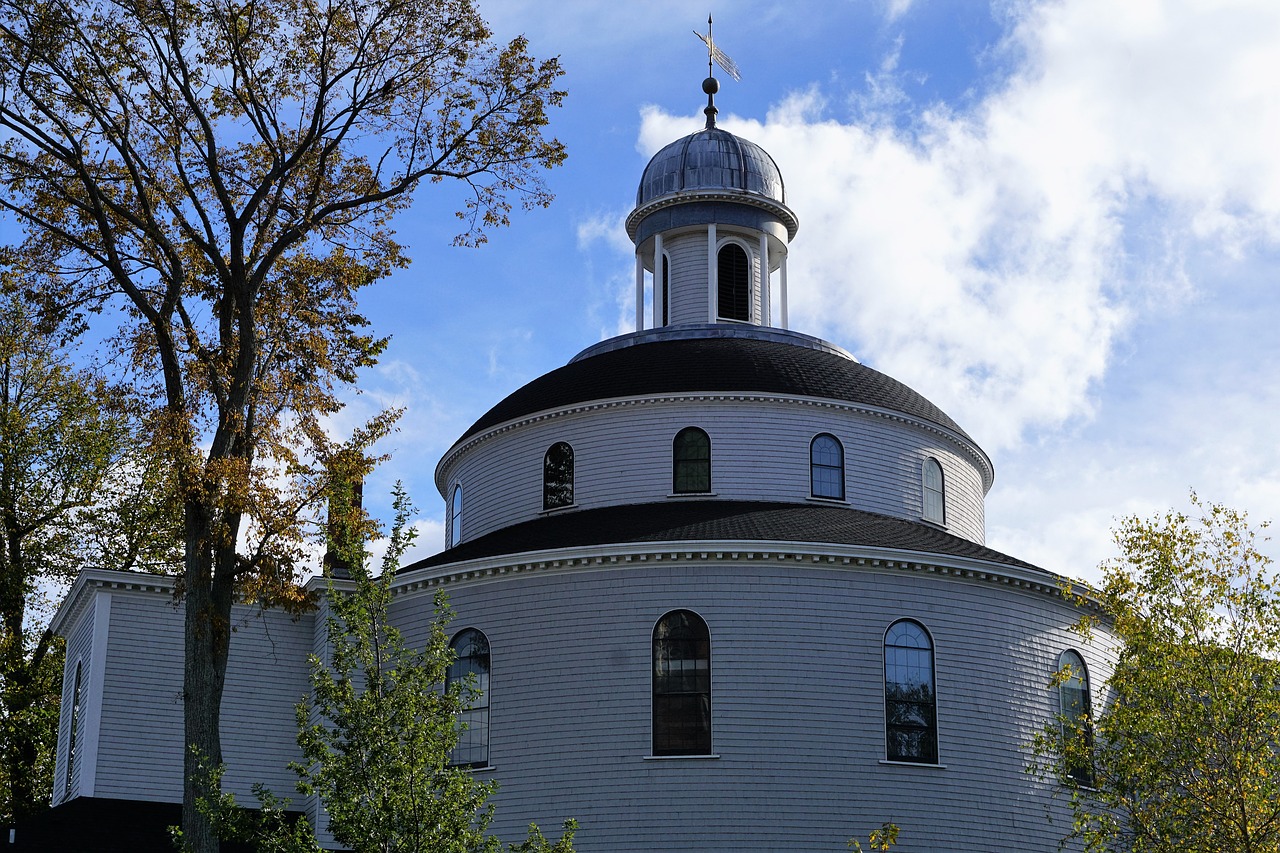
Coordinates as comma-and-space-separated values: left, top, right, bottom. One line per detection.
702, 76, 720, 95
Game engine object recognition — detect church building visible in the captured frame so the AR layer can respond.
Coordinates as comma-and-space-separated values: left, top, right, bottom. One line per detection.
43, 68, 1107, 852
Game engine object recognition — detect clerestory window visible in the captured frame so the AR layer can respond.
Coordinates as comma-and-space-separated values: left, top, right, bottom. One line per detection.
811, 434, 845, 499
543, 442, 574, 510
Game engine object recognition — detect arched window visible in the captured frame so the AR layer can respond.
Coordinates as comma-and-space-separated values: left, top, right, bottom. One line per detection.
64, 660, 82, 798
922, 458, 945, 524
653, 610, 711, 756
885, 620, 938, 763
673, 427, 711, 494
447, 629, 491, 767
1058, 650, 1094, 785
449, 484, 463, 547
717, 243, 750, 322
661, 254, 670, 326
810, 434, 845, 499
543, 442, 574, 510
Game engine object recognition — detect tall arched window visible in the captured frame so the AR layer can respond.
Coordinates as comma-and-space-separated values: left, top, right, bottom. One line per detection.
922, 458, 945, 524
449, 484, 463, 547
672, 427, 711, 493
543, 442, 575, 510
661, 254, 670, 326
885, 620, 938, 763
64, 660, 82, 798
447, 629, 491, 767
811, 434, 845, 499
653, 610, 712, 756
1058, 650, 1094, 784
717, 243, 750, 322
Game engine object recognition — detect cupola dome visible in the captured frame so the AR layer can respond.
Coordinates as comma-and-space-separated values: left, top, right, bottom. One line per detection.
636, 127, 786, 207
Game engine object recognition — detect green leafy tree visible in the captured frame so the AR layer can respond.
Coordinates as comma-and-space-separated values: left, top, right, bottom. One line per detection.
0, 0, 565, 848
847, 822, 899, 852
1034, 495, 1280, 853
295, 483, 576, 853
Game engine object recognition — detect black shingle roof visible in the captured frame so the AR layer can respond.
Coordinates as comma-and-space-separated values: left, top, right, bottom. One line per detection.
405, 500, 1040, 574
457, 336, 970, 442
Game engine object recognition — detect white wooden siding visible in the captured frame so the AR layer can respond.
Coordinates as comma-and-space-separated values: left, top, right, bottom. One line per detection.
442, 397, 987, 547
390, 558, 1110, 853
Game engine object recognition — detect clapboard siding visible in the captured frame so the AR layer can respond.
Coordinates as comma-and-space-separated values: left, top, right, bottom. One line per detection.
90, 591, 312, 804
665, 231, 709, 324
443, 397, 986, 547
390, 559, 1110, 853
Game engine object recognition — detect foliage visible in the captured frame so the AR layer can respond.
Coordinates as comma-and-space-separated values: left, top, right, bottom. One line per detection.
1034, 495, 1280, 853
293, 483, 576, 853
0, 0, 565, 846
847, 822, 899, 852
0, 290, 168, 821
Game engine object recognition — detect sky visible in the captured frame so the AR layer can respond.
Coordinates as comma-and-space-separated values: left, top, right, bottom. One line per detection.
18, 0, 1280, 584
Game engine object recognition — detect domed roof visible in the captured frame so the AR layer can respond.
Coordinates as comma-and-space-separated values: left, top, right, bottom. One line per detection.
454, 330, 973, 444
636, 127, 785, 207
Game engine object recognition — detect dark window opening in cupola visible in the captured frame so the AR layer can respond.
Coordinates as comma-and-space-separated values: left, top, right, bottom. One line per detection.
717, 243, 750, 322
543, 442, 574, 510
673, 427, 711, 493
661, 255, 670, 326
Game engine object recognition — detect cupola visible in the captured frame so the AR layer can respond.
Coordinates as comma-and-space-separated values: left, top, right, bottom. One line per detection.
625, 63, 799, 331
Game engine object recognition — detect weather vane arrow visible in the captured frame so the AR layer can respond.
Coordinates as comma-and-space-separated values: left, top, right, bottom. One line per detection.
694, 14, 741, 82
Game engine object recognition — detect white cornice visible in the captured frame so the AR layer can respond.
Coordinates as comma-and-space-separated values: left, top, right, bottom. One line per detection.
393, 539, 1099, 610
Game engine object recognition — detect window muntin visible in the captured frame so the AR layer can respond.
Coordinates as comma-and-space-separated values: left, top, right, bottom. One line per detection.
884, 620, 938, 763
922, 458, 945, 524
716, 243, 750, 322
447, 629, 491, 768
810, 434, 845, 499
653, 610, 712, 756
1058, 650, 1094, 785
449, 484, 462, 547
672, 427, 711, 494
543, 442, 574, 510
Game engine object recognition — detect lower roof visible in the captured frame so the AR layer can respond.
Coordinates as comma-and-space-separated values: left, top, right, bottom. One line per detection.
404, 500, 1041, 574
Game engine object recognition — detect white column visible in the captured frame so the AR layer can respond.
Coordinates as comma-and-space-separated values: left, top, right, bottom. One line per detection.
634, 251, 645, 331
758, 232, 770, 326
779, 253, 789, 330
653, 232, 664, 327
707, 223, 717, 322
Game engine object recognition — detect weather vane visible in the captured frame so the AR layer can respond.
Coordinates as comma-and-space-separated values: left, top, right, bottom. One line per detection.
693, 14, 740, 128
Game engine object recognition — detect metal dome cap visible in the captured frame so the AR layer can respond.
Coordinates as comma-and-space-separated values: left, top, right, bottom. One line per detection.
636, 127, 786, 207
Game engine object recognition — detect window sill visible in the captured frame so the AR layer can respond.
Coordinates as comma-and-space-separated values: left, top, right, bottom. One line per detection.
643, 754, 721, 760
451, 764, 496, 771
540, 503, 578, 515
807, 495, 848, 505
878, 759, 946, 769
667, 492, 718, 499
917, 518, 948, 531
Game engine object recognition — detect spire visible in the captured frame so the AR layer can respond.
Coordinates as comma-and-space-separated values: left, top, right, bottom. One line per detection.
694, 14, 740, 129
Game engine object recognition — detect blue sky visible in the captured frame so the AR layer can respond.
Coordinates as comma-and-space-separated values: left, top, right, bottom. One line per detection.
342, 0, 1280, 581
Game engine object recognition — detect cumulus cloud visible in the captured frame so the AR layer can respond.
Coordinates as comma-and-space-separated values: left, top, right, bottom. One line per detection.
637, 0, 1280, 456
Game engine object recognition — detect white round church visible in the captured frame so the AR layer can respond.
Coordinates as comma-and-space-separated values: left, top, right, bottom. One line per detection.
47, 80, 1106, 853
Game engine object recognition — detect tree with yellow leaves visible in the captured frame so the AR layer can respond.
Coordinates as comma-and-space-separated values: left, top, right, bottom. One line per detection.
0, 0, 565, 848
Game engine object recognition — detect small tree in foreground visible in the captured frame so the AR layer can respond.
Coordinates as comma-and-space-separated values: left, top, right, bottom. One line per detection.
1034, 495, 1280, 853
295, 482, 575, 853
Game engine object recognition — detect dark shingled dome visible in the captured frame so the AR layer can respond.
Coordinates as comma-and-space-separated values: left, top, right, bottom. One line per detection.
637, 127, 785, 207
406, 500, 1039, 573
456, 335, 971, 443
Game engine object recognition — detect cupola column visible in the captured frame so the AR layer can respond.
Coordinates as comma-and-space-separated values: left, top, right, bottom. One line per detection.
758, 232, 770, 324
779, 253, 789, 329
634, 251, 645, 330
706, 223, 717, 323
653, 232, 665, 326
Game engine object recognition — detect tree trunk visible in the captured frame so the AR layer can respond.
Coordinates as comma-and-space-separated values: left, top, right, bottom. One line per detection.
180, 508, 234, 853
